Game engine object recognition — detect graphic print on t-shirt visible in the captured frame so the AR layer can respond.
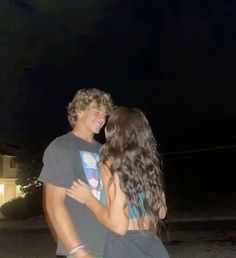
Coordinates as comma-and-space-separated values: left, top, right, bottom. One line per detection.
79, 151, 102, 201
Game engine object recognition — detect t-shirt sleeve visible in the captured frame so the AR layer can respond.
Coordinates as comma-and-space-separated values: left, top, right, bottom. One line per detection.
38, 141, 74, 188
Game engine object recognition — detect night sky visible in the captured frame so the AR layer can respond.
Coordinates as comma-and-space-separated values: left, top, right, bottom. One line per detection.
0, 1, 236, 196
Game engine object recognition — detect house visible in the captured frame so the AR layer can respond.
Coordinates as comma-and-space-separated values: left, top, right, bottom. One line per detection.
0, 148, 22, 206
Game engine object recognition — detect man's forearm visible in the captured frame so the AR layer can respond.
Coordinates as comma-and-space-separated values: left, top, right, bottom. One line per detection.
46, 202, 80, 251
46, 201, 93, 258
44, 183, 83, 253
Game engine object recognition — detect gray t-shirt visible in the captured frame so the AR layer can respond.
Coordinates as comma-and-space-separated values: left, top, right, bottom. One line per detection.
38, 132, 107, 256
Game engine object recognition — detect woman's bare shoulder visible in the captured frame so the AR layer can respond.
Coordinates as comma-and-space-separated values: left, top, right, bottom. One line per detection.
99, 159, 112, 177
99, 159, 112, 169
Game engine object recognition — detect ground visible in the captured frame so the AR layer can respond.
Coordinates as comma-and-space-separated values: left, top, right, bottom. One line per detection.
0, 215, 236, 258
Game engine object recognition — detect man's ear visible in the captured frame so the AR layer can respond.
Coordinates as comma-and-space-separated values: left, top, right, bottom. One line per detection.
76, 109, 82, 120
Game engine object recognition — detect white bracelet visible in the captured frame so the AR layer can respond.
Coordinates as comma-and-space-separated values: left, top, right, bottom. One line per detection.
69, 244, 85, 255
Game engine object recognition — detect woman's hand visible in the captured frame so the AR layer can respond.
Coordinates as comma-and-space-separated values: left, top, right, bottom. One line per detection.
67, 179, 93, 204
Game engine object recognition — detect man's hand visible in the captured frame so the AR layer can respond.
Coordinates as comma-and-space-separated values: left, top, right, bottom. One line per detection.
72, 248, 93, 258
67, 179, 93, 204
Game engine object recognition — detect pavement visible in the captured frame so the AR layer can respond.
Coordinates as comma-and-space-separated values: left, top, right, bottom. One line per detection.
1, 217, 236, 258
0, 204, 236, 230
167, 208, 236, 223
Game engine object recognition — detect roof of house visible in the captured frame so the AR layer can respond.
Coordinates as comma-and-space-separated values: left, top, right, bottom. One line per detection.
0, 141, 20, 156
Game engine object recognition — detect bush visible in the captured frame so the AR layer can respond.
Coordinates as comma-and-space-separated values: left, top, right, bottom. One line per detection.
0, 187, 43, 220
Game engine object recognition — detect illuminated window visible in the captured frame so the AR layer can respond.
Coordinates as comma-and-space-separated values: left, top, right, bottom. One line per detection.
10, 157, 16, 169
0, 184, 4, 205
0, 184, 4, 193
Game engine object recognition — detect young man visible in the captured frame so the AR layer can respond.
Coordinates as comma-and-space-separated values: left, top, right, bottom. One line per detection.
38, 88, 113, 258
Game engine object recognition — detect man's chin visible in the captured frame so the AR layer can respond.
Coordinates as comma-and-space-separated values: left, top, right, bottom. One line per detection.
93, 128, 101, 134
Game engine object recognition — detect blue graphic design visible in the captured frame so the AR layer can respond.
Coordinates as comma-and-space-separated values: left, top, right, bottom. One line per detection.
79, 151, 103, 201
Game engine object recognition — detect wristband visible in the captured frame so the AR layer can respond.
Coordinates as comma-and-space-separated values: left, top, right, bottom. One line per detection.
69, 244, 85, 255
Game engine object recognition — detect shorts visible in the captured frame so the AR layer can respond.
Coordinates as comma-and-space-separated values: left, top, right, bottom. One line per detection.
104, 230, 169, 258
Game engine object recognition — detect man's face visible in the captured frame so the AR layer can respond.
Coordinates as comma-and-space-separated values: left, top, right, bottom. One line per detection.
77, 102, 107, 134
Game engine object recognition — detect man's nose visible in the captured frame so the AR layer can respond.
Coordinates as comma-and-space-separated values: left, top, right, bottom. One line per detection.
97, 113, 106, 123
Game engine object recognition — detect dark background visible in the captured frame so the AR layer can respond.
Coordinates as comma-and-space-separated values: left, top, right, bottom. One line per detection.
0, 0, 235, 206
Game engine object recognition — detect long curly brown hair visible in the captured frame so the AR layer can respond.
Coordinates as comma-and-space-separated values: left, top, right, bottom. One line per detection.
99, 106, 167, 235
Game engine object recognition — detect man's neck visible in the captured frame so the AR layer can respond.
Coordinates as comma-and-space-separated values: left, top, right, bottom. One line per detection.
72, 127, 94, 143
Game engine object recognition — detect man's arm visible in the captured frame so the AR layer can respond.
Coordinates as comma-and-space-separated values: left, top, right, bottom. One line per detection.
43, 183, 91, 258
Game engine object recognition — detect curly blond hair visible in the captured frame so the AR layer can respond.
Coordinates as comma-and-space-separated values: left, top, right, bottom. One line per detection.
67, 88, 113, 128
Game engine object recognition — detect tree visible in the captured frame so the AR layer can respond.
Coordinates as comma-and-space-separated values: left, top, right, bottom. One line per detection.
15, 131, 49, 194
0, 131, 48, 219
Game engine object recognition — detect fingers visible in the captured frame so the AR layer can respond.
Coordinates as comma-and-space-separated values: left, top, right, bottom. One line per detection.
72, 180, 80, 187
67, 178, 90, 199
66, 189, 73, 196
66, 189, 76, 200
71, 179, 87, 187
77, 178, 87, 186
70, 180, 82, 192
66, 179, 87, 196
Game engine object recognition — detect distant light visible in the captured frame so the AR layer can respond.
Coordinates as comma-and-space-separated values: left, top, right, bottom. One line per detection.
0, 184, 4, 193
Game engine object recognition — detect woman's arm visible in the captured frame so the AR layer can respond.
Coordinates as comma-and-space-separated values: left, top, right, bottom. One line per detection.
99, 162, 129, 234
158, 191, 167, 220
67, 162, 129, 235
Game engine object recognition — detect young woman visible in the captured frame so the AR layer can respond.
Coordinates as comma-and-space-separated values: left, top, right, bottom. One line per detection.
67, 106, 169, 258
